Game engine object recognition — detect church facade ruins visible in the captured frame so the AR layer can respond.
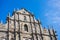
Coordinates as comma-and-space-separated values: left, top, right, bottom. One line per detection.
0, 8, 57, 40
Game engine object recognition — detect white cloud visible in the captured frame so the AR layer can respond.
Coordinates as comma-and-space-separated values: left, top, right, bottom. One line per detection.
45, 0, 60, 25
44, 0, 60, 40
45, 13, 60, 24
47, 0, 60, 8
45, 13, 49, 16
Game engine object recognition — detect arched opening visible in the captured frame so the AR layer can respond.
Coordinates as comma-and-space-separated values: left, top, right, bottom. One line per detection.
24, 24, 28, 32
24, 16, 27, 21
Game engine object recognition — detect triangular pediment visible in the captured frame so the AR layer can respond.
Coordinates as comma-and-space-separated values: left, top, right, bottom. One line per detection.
16, 8, 33, 16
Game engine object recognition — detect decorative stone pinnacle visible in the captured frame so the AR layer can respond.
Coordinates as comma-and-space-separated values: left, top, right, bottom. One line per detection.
14, 8, 16, 12
7, 12, 10, 17
0, 20, 3, 24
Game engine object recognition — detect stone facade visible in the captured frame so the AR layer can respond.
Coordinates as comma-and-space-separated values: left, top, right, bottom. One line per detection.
0, 8, 57, 40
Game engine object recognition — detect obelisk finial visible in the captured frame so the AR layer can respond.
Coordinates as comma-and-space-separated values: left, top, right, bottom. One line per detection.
7, 12, 10, 17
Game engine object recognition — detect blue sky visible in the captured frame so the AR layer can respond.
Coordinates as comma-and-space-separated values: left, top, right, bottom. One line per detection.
0, 0, 60, 40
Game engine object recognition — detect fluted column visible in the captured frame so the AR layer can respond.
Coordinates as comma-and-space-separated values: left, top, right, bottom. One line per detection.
48, 26, 52, 40
52, 28, 57, 40
17, 13, 21, 40
14, 12, 16, 40
38, 20, 43, 40
6, 12, 10, 40
33, 16, 38, 40
29, 15, 34, 40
